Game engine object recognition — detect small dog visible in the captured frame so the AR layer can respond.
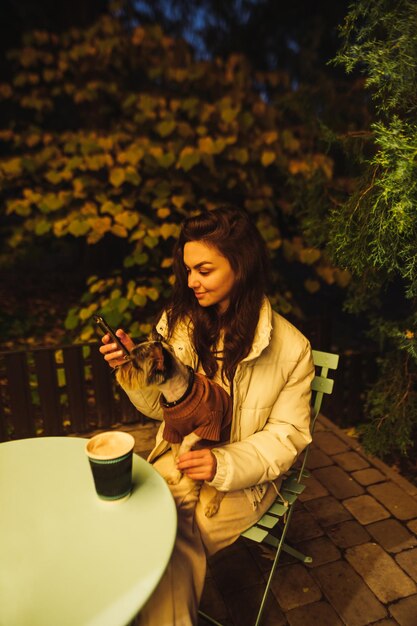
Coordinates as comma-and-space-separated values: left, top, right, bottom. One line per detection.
116, 329, 232, 517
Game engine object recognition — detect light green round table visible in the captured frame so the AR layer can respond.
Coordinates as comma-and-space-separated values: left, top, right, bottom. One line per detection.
0, 437, 177, 626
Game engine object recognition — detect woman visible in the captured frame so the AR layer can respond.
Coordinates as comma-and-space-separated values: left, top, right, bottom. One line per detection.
100, 206, 314, 625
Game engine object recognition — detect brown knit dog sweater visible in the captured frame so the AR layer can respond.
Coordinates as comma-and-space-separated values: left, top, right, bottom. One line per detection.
161, 373, 232, 444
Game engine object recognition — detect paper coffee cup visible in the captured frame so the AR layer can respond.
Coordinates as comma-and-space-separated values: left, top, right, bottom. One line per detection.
86, 431, 135, 502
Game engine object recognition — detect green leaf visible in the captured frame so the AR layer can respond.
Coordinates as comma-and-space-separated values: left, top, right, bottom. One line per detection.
1, 157, 22, 175
65, 308, 80, 330
125, 168, 142, 186
144, 235, 159, 248
124, 250, 149, 267
118, 297, 130, 313
45, 170, 64, 184
147, 287, 160, 301
101, 201, 121, 216
38, 194, 64, 212
115, 211, 140, 230
178, 147, 200, 172
101, 302, 125, 328
34, 219, 51, 235
160, 222, 180, 240
221, 107, 239, 123
156, 120, 176, 137
137, 251, 150, 265
261, 151, 276, 167
68, 219, 90, 236
109, 168, 125, 187
7, 200, 31, 216
133, 294, 147, 306
157, 152, 176, 168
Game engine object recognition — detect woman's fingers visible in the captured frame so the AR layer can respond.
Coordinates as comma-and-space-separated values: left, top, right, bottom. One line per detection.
177, 449, 217, 481
99, 343, 125, 367
99, 329, 134, 368
115, 329, 135, 351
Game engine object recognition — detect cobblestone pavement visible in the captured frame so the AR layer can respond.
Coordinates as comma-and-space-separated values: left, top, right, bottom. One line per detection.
122, 416, 417, 626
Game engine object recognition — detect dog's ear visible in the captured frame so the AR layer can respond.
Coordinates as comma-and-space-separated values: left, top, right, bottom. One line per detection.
160, 345, 174, 379
150, 327, 164, 343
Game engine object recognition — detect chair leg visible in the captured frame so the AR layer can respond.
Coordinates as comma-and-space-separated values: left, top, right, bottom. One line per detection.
252, 505, 296, 626
199, 506, 306, 626
281, 542, 313, 564
197, 609, 225, 625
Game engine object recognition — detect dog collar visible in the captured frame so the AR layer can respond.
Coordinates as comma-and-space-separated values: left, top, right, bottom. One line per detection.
160, 366, 194, 408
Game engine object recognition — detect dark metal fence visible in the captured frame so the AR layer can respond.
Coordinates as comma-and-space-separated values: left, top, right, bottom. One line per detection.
0, 342, 147, 442
0, 337, 379, 443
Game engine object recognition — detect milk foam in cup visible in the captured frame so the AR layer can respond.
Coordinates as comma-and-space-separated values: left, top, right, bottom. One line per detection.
86, 431, 135, 502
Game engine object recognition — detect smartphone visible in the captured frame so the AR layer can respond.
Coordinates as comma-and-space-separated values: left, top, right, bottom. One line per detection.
92, 315, 130, 356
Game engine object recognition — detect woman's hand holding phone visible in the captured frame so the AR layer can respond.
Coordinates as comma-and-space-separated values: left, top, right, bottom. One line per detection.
93, 315, 135, 369
99, 328, 135, 368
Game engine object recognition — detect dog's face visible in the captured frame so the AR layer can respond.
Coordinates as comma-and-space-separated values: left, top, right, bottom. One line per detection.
115, 330, 176, 390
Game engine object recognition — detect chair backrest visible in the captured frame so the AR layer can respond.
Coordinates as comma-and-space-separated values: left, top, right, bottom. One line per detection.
296, 349, 339, 481
311, 349, 339, 428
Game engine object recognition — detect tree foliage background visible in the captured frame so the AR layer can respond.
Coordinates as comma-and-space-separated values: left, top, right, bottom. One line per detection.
0, 0, 354, 342
321, 0, 417, 458
2, 0, 416, 461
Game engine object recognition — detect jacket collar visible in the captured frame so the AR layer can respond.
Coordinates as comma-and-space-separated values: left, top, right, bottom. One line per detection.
158, 297, 273, 363
241, 297, 272, 363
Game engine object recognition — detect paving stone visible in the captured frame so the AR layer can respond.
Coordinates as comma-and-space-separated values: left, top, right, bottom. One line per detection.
352, 468, 387, 486
304, 446, 333, 469
295, 536, 341, 567
345, 543, 417, 603
286, 600, 344, 626
226, 583, 287, 626
304, 496, 352, 527
333, 451, 370, 471
389, 594, 417, 626
396, 548, 417, 582
326, 520, 371, 548
285, 508, 324, 542
313, 431, 350, 455
313, 466, 365, 499
313, 560, 387, 625
343, 495, 391, 524
406, 519, 417, 535
367, 520, 417, 554
298, 475, 329, 501
270, 563, 322, 611
368, 483, 417, 521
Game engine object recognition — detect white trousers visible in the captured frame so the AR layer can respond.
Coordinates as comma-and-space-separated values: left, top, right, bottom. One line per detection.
137, 451, 278, 626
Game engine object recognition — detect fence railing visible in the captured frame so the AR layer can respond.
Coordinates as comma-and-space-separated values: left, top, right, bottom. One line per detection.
0, 342, 147, 442
0, 339, 379, 443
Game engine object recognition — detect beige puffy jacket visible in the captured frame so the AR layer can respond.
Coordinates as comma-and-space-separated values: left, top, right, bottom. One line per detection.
122, 298, 315, 509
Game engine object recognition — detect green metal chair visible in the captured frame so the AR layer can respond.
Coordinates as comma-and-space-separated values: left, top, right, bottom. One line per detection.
199, 349, 339, 626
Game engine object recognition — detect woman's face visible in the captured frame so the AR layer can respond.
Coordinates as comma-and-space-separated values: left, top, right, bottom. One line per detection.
183, 241, 237, 313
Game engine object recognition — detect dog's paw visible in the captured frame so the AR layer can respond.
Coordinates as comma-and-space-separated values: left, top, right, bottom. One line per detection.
204, 491, 224, 517
166, 470, 182, 485
204, 501, 220, 518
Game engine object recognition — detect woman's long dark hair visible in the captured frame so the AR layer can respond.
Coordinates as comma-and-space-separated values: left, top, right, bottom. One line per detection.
167, 206, 270, 385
